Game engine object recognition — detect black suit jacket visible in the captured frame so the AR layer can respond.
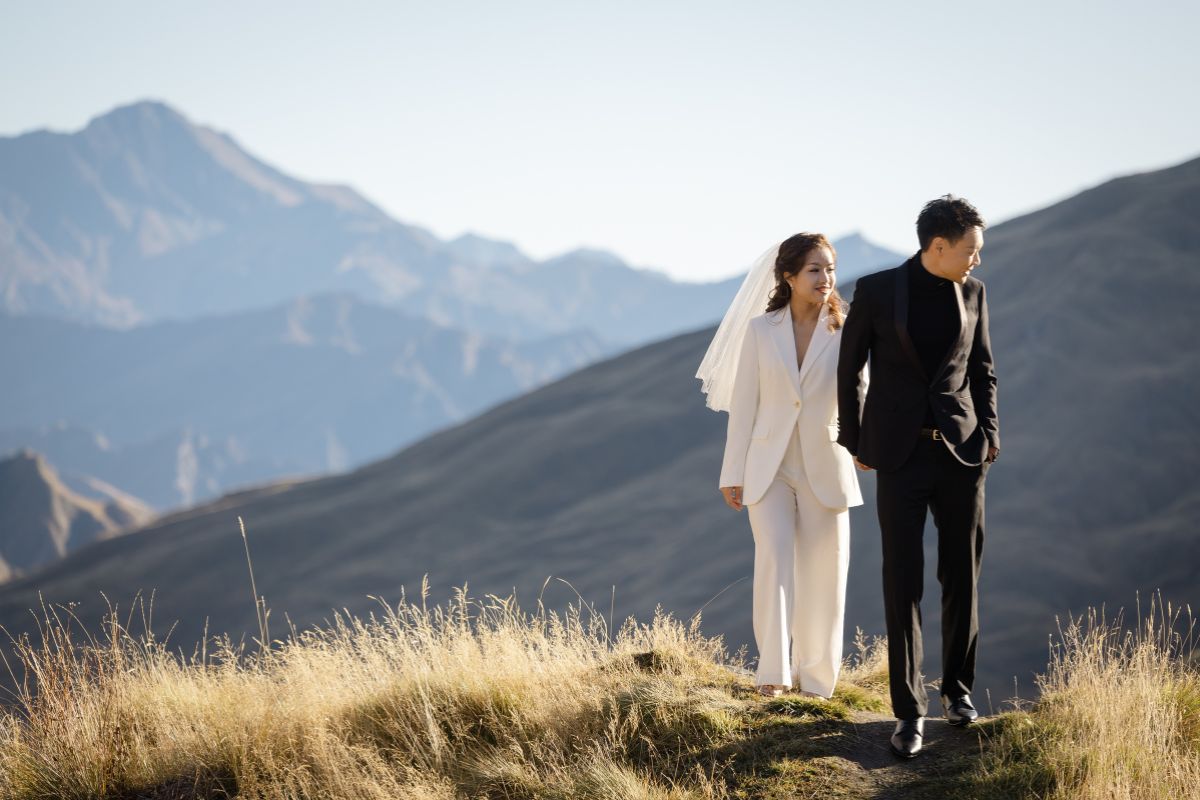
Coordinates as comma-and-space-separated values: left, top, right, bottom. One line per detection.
837, 257, 999, 471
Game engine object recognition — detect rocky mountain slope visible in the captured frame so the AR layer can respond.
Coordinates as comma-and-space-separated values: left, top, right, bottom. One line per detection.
0, 450, 151, 582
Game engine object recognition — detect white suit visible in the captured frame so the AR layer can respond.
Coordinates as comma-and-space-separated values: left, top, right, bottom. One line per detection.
719, 303, 864, 696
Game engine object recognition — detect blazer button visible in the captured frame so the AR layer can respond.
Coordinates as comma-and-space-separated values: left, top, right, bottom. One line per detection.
793, 401, 800, 408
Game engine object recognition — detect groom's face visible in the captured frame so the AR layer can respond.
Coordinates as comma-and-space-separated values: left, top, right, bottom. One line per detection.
934, 226, 984, 284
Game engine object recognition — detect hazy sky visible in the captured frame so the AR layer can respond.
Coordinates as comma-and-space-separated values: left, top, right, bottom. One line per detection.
2, 1, 1197, 281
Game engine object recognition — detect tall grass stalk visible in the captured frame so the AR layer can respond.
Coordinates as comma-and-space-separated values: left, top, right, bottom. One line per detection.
239, 515, 270, 652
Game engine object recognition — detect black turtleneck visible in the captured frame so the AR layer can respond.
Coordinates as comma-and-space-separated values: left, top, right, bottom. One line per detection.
906, 254, 958, 425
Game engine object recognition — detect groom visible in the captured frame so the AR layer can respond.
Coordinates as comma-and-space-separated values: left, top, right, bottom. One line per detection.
836, 195, 999, 759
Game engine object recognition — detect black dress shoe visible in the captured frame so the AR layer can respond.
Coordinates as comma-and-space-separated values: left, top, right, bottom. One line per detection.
942, 694, 979, 726
890, 717, 924, 758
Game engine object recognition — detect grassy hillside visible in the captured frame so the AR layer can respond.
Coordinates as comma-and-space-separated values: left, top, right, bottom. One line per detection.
1, 566, 1195, 799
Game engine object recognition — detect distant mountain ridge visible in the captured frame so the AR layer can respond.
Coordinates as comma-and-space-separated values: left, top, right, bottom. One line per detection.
2, 154, 1196, 700
0, 450, 152, 582
1, 99, 903, 510
0, 294, 609, 508
0, 100, 902, 344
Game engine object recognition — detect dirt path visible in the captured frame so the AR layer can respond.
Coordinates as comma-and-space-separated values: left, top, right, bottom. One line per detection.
830, 710, 988, 796
782, 710, 991, 799
734, 705, 998, 800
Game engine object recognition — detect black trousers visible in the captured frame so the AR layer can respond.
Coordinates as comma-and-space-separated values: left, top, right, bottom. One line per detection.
876, 437, 986, 719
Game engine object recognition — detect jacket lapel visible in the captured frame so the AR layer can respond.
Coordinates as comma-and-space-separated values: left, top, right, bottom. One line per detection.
766, 306, 803, 400
798, 305, 834, 388
930, 280, 969, 385
893, 264, 928, 382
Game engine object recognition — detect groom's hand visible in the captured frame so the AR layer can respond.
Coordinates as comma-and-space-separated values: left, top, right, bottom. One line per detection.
986, 446, 999, 464
854, 457, 874, 472
720, 486, 744, 511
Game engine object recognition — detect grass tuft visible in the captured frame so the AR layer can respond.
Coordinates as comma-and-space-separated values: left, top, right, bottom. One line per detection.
764, 695, 851, 721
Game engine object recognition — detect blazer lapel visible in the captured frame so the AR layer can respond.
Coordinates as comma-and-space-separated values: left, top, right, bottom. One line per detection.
798, 306, 834, 388
893, 265, 928, 382
930, 280, 970, 385
766, 305, 803, 400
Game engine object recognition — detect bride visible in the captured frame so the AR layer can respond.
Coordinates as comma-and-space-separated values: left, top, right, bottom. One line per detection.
697, 233, 865, 698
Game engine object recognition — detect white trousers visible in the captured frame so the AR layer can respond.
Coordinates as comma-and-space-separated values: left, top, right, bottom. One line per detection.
746, 423, 850, 697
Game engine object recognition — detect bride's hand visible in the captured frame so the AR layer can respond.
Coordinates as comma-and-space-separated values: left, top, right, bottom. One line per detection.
720, 486, 744, 511
854, 457, 874, 472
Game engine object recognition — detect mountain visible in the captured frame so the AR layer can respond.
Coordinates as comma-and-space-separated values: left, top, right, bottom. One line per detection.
0, 100, 903, 344
7, 122, 1190, 700
0, 294, 608, 508
0, 100, 903, 508
0, 421, 289, 511
827, 231, 906, 275
0, 100, 430, 327
0, 450, 152, 582
1, 153, 1197, 700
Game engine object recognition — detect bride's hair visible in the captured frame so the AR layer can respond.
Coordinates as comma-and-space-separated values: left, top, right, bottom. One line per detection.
764, 232, 846, 330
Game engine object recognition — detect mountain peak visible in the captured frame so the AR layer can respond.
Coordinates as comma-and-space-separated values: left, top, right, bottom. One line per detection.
831, 231, 908, 272
0, 448, 55, 483
0, 450, 152, 581
834, 230, 870, 245
83, 98, 194, 139
547, 247, 628, 268
95, 98, 187, 121
447, 233, 531, 268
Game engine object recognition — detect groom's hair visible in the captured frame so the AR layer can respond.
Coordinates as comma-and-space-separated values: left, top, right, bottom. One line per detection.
917, 195, 985, 251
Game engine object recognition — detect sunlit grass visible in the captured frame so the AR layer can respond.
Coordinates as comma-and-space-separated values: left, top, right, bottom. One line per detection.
0, 575, 756, 799
0, 518, 1194, 800
965, 595, 1200, 800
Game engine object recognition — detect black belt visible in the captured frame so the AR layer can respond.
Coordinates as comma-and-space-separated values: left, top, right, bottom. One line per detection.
919, 427, 944, 441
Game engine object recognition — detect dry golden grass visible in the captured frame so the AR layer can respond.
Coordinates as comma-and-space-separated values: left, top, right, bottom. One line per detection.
969, 595, 1200, 800
0, 575, 755, 799
0, 523, 1194, 800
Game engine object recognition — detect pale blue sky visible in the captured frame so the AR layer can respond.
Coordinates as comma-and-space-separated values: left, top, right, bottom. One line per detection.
2, 1, 1197, 281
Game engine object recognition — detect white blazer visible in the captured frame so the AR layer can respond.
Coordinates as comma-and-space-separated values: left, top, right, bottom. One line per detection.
719, 304, 865, 510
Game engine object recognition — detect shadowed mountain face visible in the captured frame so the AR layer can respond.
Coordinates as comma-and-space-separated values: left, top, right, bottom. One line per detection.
0, 450, 152, 583
0, 294, 609, 509
2, 141, 1194, 699
0, 100, 900, 344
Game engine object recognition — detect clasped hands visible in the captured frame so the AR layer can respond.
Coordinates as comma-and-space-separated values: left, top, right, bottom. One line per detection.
722, 447, 998, 509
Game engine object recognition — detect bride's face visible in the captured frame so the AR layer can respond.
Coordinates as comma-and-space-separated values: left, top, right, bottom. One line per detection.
786, 246, 836, 305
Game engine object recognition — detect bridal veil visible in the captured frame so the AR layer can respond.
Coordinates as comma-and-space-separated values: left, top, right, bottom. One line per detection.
695, 243, 779, 412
